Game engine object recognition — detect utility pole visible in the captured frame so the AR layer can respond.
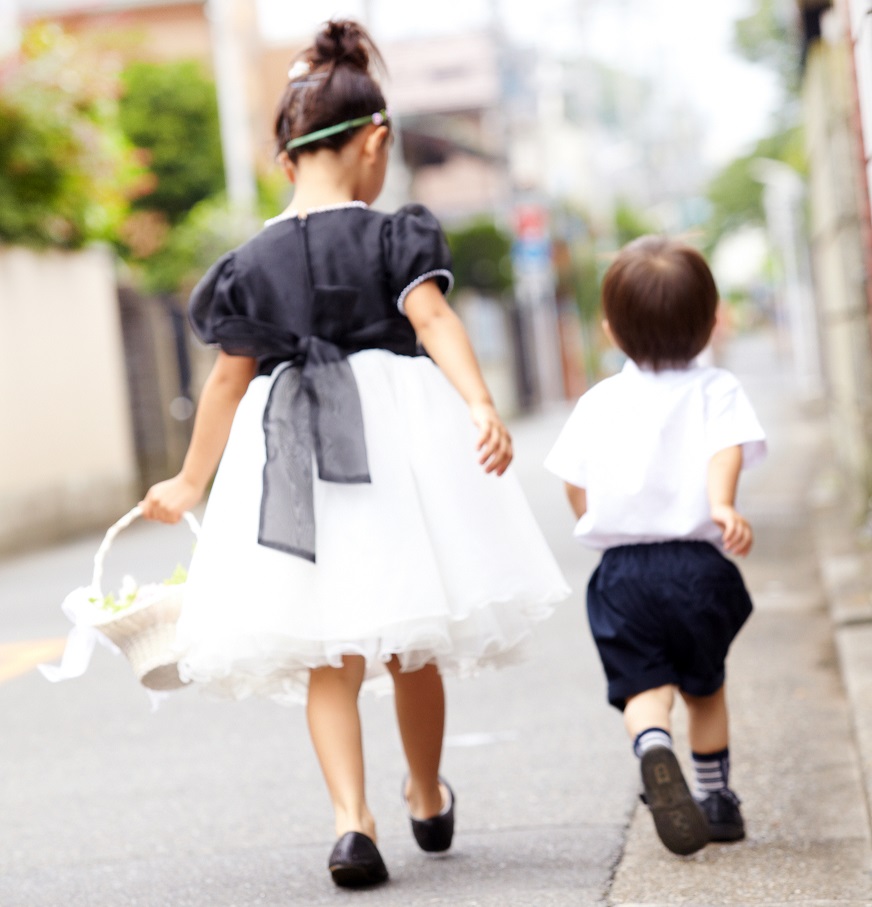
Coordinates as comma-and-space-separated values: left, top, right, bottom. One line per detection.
206, 0, 258, 216
1, 0, 19, 58
490, 0, 565, 407
360, 0, 412, 210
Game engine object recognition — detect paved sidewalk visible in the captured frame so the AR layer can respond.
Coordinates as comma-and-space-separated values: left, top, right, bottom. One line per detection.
609, 330, 872, 905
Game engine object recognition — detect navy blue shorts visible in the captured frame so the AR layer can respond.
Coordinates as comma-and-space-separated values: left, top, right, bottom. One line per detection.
586, 540, 753, 710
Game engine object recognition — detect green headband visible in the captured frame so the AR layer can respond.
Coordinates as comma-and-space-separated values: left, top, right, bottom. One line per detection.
286, 109, 390, 152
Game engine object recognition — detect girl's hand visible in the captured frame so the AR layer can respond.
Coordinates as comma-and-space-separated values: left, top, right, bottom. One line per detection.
711, 503, 753, 556
139, 475, 204, 524
470, 402, 513, 476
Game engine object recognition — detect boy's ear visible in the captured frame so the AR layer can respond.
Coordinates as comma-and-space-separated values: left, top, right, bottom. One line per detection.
602, 319, 616, 345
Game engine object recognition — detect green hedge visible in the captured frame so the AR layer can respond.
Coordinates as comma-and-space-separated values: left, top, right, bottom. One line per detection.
0, 24, 142, 250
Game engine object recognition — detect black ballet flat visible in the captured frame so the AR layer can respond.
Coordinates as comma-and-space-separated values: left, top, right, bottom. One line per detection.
403, 777, 455, 853
328, 831, 389, 888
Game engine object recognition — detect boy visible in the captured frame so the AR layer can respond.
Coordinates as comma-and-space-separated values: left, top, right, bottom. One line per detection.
545, 236, 766, 856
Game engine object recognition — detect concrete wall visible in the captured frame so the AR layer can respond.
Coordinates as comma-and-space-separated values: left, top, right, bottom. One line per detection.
0, 246, 138, 553
846, 0, 872, 219
804, 29, 872, 510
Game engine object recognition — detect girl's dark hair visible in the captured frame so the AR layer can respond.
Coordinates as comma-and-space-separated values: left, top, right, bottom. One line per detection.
602, 235, 718, 370
274, 19, 387, 162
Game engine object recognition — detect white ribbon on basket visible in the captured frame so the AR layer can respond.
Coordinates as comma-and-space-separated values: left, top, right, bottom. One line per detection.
38, 507, 200, 700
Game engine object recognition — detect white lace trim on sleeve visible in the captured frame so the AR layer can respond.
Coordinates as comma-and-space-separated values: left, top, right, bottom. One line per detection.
396, 269, 455, 314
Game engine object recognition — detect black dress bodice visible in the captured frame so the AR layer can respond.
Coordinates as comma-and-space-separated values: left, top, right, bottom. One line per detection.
188, 202, 453, 375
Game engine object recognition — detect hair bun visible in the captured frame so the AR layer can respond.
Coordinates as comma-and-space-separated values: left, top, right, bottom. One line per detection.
311, 19, 372, 73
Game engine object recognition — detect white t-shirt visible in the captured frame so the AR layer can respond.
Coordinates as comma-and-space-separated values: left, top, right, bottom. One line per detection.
544, 360, 767, 550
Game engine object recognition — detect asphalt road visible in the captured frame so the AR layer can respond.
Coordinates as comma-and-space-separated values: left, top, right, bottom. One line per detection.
1, 395, 632, 907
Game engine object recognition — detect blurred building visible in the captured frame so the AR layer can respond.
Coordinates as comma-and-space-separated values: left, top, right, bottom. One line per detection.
18, 0, 211, 56
798, 0, 872, 511
382, 32, 508, 220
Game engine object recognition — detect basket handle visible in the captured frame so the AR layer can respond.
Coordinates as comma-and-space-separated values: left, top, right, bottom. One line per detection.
91, 506, 201, 595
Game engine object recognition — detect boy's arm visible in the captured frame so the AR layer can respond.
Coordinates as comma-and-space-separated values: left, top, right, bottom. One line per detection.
708, 445, 753, 555
565, 483, 587, 520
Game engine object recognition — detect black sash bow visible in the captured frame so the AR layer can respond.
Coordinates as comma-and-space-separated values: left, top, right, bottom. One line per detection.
259, 335, 371, 562
208, 314, 417, 563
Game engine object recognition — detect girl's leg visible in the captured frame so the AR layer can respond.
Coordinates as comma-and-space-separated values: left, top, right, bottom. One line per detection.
385, 657, 445, 819
307, 655, 376, 840
680, 685, 729, 754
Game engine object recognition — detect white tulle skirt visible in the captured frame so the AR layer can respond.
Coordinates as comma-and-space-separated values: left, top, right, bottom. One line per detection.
175, 349, 569, 704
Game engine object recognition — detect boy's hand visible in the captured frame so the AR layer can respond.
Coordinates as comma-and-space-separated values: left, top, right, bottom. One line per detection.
140, 475, 203, 524
711, 503, 753, 556
470, 402, 513, 475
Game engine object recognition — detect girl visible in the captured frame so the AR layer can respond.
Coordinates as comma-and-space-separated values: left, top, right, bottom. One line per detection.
141, 19, 568, 889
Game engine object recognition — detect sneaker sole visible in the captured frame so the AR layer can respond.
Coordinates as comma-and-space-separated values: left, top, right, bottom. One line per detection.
641, 747, 710, 856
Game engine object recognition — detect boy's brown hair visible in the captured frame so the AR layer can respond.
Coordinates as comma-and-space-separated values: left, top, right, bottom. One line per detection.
602, 235, 718, 370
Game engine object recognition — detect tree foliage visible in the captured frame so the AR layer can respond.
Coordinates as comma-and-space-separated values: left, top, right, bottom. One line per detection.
703, 126, 805, 253
703, 1, 806, 253
137, 194, 255, 295
445, 219, 514, 297
732, 0, 802, 105
0, 24, 144, 249
118, 61, 225, 226
613, 199, 659, 248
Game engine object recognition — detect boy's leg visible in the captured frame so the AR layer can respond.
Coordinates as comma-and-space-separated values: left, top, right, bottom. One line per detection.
307, 655, 376, 840
624, 683, 675, 740
682, 685, 745, 841
681, 685, 728, 753
626, 685, 709, 856
385, 658, 445, 818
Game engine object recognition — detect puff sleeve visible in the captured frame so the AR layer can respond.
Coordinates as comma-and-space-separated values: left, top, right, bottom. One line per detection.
189, 251, 241, 347
384, 204, 454, 314
188, 251, 282, 358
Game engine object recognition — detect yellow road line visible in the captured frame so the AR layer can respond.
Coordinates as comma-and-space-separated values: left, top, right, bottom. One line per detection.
0, 638, 67, 684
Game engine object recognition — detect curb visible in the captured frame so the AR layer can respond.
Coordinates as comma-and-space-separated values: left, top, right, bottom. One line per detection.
814, 476, 872, 840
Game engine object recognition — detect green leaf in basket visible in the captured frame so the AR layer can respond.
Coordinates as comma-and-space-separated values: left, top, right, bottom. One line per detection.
90, 589, 138, 614
163, 564, 188, 586
98, 592, 122, 613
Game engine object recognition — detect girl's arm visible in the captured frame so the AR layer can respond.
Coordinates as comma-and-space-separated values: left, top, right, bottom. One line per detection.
708, 444, 753, 555
140, 351, 256, 522
565, 483, 587, 519
404, 279, 512, 475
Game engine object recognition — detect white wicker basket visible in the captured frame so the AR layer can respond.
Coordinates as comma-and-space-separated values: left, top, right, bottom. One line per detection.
86, 506, 199, 691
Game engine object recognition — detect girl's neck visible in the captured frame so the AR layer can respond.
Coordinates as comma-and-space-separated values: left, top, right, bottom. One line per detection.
285, 158, 363, 217
286, 189, 357, 217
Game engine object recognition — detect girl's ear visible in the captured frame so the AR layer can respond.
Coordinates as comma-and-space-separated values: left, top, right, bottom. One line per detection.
602, 318, 616, 345
362, 124, 391, 161
277, 150, 297, 184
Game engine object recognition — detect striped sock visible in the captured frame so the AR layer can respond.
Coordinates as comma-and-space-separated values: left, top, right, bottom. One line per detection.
691, 747, 730, 798
633, 727, 673, 758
